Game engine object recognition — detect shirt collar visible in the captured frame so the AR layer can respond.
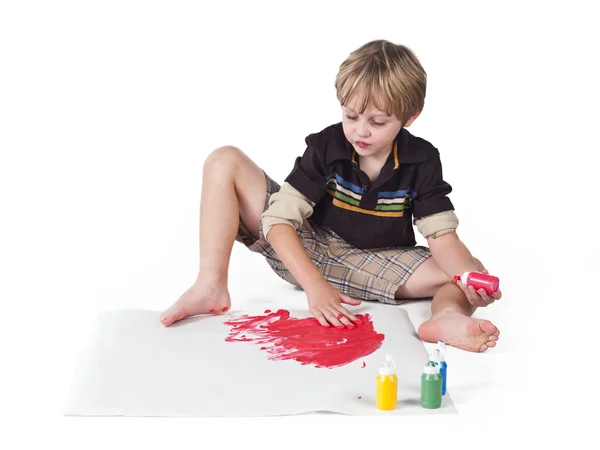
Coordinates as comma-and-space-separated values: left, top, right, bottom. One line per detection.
325, 125, 428, 166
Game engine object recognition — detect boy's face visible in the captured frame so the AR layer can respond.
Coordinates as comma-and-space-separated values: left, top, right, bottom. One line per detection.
341, 95, 417, 161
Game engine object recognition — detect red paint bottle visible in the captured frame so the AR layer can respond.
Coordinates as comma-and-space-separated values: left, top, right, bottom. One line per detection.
453, 271, 499, 295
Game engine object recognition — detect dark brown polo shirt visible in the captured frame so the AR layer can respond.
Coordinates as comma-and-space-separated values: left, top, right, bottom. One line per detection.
284, 123, 454, 249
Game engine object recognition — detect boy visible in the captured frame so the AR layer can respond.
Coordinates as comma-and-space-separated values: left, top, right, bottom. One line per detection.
160, 40, 501, 352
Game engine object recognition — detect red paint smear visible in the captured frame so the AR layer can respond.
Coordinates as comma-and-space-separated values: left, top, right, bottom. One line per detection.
264, 309, 271, 314
224, 309, 385, 369
361, 361, 366, 368
222, 306, 229, 312
210, 309, 215, 313
358, 396, 362, 399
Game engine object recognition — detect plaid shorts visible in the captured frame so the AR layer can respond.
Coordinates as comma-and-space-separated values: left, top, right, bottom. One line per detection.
235, 172, 432, 305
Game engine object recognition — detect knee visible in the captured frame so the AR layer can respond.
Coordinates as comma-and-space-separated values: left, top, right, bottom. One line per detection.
472, 257, 485, 271
395, 258, 451, 299
204, 146, 244, 175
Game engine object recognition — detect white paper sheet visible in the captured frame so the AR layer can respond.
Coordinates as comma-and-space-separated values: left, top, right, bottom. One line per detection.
64, 303, 456, 416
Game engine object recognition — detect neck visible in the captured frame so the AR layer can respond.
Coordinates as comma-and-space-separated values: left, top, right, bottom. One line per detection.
361, 142, 393, 166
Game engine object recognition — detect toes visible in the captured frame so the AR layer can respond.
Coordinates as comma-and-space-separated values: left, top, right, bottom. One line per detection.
489, 334, 499, 342
159, 312, 175, 326
479, 320, 498, 336
487, 340, 497, 348
159, 315, 172, 326
160, 304, 186, 326
479, 343, 489, 352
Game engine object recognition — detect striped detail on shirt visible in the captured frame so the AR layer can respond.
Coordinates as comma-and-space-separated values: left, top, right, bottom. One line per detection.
325, 173, 416, 218
375, 188, 416, 211
325, 173, 364, 207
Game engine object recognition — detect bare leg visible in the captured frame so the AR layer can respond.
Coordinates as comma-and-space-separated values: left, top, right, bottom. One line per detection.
160, 146, 267, 326
395, 257, 500, 352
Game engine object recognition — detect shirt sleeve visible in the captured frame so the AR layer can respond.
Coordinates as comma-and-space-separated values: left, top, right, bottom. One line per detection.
283, 140, 328, 204
261, 182, 316, 240
412, 149, 454, 219
414, 210, 459, 239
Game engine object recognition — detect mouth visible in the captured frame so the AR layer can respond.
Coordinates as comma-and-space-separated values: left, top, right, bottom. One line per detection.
355, 141, 370, 149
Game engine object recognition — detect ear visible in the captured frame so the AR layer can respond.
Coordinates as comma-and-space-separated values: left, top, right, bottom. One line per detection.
403, 110, 422, 127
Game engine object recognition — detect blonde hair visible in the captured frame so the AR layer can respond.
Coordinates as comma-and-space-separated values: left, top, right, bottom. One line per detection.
335, 40, 427, 125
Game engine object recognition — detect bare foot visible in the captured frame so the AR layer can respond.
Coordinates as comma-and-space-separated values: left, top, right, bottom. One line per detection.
159, 277, 231, 327
417, 307, 500, 352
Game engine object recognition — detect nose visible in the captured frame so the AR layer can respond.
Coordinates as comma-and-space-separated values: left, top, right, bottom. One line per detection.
356, 120, 370, 138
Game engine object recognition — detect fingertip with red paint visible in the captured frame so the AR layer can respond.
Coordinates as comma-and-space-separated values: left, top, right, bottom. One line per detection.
222, 306, 229, 312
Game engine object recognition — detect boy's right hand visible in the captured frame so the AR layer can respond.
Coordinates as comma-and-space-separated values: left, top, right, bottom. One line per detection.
305, 280, 362, 328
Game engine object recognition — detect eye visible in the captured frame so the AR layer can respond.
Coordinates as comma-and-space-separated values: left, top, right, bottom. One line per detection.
345, 114, 358, 120
372, 121, 385, 127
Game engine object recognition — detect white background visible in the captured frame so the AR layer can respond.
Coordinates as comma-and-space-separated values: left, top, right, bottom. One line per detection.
1, 0, 598, 448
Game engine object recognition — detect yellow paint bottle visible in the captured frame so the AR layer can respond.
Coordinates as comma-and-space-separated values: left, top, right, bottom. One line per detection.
376, 354, 397, 410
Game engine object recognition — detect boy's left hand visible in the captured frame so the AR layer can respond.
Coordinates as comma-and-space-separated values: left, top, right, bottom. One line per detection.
457, 270, 502, 307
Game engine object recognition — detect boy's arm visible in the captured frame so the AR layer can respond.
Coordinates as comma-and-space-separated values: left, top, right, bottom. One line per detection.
411, 147, 501, 306
261, 130, 363, 326
262, 183, 361, 327
426, 231, 479, 279
427, 231, 501, 306
266, 224, 328, 291
414, 210, 471, 277
260, 183, 324, 289
415, 210, 501, 306
266, 223, 361, 327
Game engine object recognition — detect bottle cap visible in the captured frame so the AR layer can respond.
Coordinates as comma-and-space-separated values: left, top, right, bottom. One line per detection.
436, 341, 447, 355
423, 362, 440, 375
379, 354, 396, 376
429, 349, 445, 362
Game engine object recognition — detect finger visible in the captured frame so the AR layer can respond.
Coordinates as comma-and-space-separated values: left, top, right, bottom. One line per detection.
322, 309, 344, 328
469, 286, 486, 308
456, 281, 469, 296
493, 289, 502, 300
334, 304, 360, 324
474, 288, 489, 307
339, 293, 361, 306
483, 289, 499, 306
478, 288, 494, 305
458, 283, 476, 307
310, 308, 331, 328
331, 309, 355, 328
466, 285, 480, 306
333, 307, 358, 327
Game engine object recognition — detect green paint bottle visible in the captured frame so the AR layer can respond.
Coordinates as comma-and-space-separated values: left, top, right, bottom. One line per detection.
420, 361, 442, 409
